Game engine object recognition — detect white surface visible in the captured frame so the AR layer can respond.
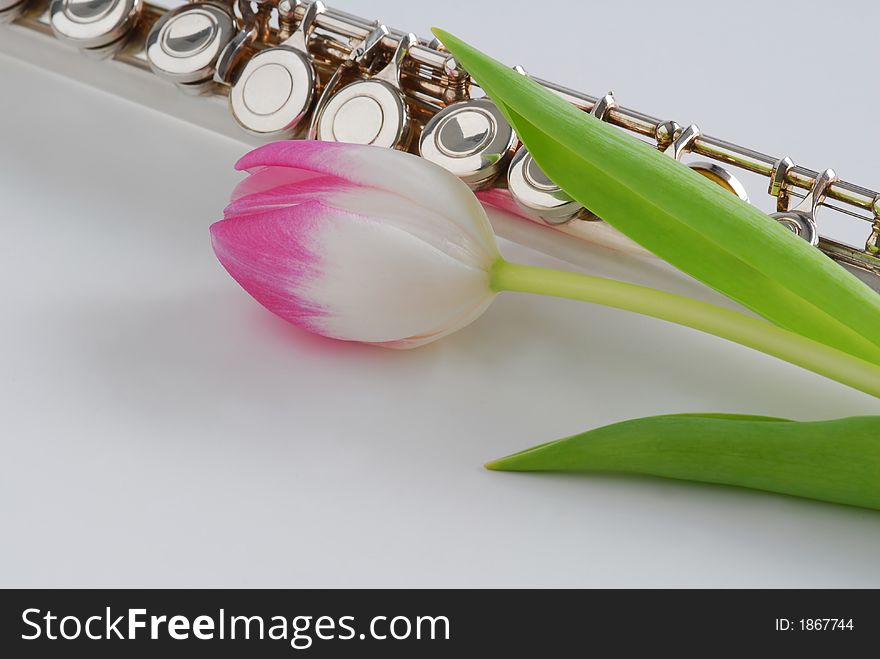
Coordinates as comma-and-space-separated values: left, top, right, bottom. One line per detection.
2, 0, 880, 588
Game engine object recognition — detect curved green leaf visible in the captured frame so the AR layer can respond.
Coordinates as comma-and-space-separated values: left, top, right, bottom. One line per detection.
486, 415, 880, 511
433, 29, 880, 366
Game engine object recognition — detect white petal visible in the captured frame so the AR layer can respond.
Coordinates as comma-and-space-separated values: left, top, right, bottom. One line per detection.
303, 207, 496, 344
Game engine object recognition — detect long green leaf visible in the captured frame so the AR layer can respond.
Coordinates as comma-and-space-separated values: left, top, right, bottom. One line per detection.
485, 415, 880, 510
433, 29, 880, 366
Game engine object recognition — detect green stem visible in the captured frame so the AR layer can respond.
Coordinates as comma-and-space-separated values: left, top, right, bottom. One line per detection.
491, 259, 880, 399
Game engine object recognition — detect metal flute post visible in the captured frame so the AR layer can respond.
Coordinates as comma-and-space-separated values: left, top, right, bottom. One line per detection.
288, 1, 465, 81
529, 75, 657, 139
869, 197, 880, 255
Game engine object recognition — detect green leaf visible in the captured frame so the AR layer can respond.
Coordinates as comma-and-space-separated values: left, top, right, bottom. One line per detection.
433, 29, 880, 366
486, 415, 880, 511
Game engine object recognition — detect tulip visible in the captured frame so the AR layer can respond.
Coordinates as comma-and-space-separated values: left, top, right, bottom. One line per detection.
211, 141, 880, 397
210, 141, 499, 348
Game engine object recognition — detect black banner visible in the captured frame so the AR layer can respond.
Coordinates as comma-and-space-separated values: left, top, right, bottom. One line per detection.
1, 589, 875, 656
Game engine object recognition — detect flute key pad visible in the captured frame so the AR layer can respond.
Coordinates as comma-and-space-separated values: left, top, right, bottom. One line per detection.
507, 147, 585, 224
231, 49, 315, 135
49, 0, 142, 50
230, 0, 324, 136
419, 98, 517, 191
768, 211, 819, 245
317, 82, 407, 147
145, 3, 235, 85
315, 32, 416, 150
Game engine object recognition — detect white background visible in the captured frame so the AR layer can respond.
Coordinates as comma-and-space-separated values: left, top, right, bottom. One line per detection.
2, 0, 879, 587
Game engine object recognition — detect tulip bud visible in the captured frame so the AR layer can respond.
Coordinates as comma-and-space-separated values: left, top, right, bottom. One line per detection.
211, 141, 501, 348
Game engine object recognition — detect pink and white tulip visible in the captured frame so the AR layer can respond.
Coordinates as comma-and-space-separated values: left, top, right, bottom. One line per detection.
211, 141, 501, 348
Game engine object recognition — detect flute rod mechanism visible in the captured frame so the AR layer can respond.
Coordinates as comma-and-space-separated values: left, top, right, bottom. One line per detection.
529, 75, 876, 219
286, 1, 465, 80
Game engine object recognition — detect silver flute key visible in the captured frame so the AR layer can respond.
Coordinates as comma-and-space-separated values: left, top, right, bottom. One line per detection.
230, 0, 325, 136
419, 97, 517, 191
145, 2, 236, 90
306, 22, 387, 140
48, 0, 142, 57
315, 30, 416, 149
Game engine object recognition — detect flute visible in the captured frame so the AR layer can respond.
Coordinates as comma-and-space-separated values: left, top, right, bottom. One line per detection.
3, 0, 879, 292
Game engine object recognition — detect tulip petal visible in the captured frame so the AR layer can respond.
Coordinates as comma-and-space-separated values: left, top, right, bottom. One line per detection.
307, 211, 496, 345
211, 201, 328, 334
212, 196, 496, 347
230, 165, 330, 203
225, 175, 342, 219
229, 180, 497, 272
235, 141, 497, 255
